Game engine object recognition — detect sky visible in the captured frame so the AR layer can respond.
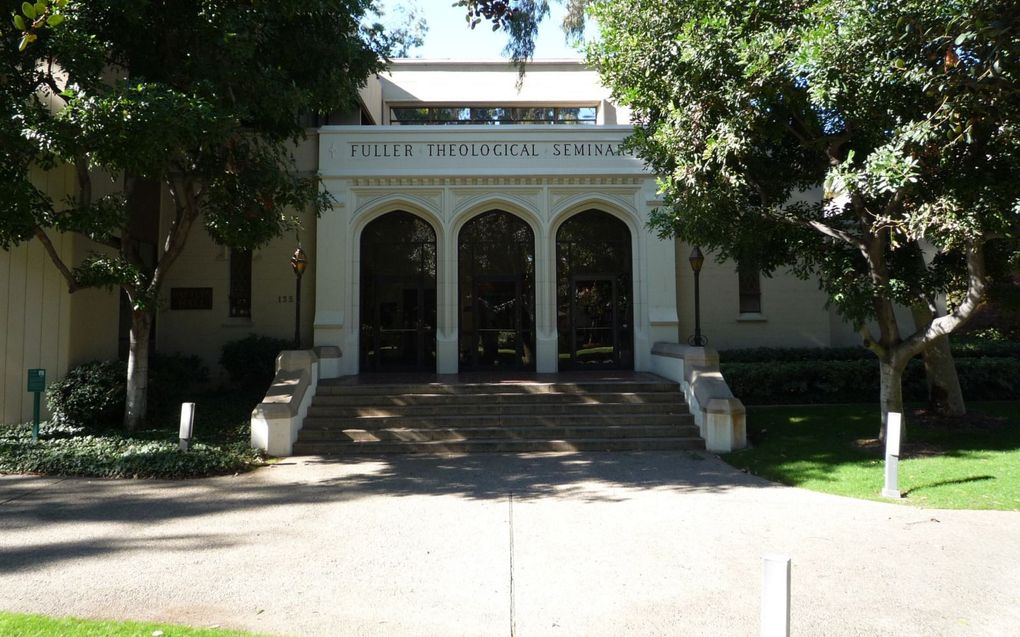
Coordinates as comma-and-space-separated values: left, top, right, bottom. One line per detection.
380, 0, 584, 60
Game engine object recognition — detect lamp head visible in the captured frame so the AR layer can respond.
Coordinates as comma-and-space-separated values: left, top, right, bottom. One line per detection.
688, 246, 705, 274
291, 246, 308, 276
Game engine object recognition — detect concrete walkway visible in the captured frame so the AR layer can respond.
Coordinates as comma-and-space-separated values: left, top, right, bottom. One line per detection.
1, 452, 1018, 636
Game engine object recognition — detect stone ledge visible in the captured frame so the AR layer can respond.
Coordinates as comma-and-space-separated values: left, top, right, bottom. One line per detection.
251, 350, 321, 456
650, 341, 746, 453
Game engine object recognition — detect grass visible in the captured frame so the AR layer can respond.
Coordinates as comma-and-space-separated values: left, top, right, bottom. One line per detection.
0, 389, 266, 479
0, 612, 274, 637
723, 402, 1020, 510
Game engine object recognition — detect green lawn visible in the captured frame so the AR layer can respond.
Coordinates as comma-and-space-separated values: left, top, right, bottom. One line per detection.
723, 402, 1020, 510
0, 612, 275, 637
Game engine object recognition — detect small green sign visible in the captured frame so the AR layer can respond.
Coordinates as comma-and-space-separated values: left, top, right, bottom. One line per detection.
27, 368, 46, 392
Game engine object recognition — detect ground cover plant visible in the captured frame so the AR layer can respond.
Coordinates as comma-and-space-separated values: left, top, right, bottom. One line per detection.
0, 612, 273, 637
724, 403, 1020, 510
0, 385, 265, 479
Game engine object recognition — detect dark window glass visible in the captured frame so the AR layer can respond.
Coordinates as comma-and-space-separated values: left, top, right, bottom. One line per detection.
229, 249, 252, 318
360, 212, 438, 372
556, 210, 633, 369
390, 106, 597, 125
458, 211, 536, 370
738, 265, 762, 314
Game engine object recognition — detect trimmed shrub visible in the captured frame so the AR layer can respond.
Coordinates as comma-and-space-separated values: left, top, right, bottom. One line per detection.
722, 355, 1020, 405
719, 341, 1020, 364
45, 360, 126, 429
149, 353, 209, 412
220, 334, 291, 388
45, 355, 210, 430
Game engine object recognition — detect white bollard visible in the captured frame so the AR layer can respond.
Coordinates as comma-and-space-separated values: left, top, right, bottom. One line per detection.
882, 411, 902, 499
179, 402, 196, 452
761, 554, 791, 637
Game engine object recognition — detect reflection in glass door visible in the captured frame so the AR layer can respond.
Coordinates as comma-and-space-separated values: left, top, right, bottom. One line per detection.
360, 212, 437, 372
459, 211, 535, 370
570, 276, 619, 367
557, 210, 633, 369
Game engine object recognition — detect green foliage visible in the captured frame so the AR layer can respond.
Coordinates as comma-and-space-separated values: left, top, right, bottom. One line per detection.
220, 334, 291, 388
2, 0, 398, 426
45, 356, 210, 430
721, 341, 1020, 363
4, 384, 264, 479
45, 360, 125, 429
148, 353, 210, 412
0, 431, 262, 479
722, 352, 1020, 405
588, 0, 1020, 342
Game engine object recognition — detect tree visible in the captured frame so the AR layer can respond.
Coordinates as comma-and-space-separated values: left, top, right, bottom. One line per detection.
456, 0, 587, 66
587, 0, 1020, 438
1, 0, 396, 429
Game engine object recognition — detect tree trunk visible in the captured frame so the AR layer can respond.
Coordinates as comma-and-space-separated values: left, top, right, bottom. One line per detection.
124, 310, 152, 431
911, 305, 966, 417
878, 358, 906, 443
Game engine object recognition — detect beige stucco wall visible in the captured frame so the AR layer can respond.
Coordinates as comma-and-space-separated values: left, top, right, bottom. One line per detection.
156, 138, 320, 378
674, 241, 851, 351
379, 60, 632, 125
1, 167, 119, 423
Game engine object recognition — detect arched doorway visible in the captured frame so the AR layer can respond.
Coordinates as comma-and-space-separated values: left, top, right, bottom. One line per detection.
556, 210, 634, 369
359, 211, 437, 371
458, 210, 536, 370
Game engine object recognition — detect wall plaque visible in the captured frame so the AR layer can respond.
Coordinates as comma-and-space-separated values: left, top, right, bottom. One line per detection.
171, 287, 213, 310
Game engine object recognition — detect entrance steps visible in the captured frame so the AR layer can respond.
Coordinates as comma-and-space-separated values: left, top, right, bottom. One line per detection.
292, 374, 705, 454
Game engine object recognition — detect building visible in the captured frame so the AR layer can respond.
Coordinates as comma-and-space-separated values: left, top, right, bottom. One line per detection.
0, 59, 858, 423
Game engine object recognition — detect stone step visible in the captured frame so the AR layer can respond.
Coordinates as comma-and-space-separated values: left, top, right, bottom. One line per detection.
301, 413, 694, 430
306, 401, 687, 418
297, 423, 702, 443
311, 391, 683, 407
291, 436, 706, 455
315, 381, 679, 396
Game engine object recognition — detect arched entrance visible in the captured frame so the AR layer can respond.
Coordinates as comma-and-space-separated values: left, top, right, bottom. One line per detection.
556, 210, 634, 369
359, 211, 437, 371
458, 210, 536, 370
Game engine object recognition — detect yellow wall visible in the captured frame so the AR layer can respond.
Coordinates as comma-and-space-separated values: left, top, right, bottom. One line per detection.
674, 241, 850, 351
156, 172, 320, 379
0, 167, 119, 423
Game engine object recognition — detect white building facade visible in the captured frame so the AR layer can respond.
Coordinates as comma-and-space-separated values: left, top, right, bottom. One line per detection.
1, 60, 859, 420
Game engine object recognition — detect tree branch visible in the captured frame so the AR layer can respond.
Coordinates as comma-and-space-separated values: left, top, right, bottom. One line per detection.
34, 227, 80, 293
805, 219, 863, 248
900, 240, 989, 358
150, 177, 199, 293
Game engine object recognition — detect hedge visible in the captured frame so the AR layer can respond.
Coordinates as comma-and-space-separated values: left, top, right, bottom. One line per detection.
718, 341, 1020, 364
721, 355, 1020, 405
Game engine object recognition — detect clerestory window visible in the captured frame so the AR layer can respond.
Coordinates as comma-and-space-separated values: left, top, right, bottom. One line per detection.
390, 106, 597, 125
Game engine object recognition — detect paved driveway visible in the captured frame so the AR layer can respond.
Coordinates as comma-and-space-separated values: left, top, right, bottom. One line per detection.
1, 452, 1018, 636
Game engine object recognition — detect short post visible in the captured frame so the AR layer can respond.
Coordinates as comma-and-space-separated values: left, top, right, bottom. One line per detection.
179, 402, 196, 452
26, 368, 46, 442
882, 411, 903, 499
761, 554, 791, 637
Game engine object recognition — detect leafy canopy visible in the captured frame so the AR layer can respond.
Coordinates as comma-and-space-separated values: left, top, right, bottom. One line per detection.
589, 0, 1019, 331
1, 0, 389, 305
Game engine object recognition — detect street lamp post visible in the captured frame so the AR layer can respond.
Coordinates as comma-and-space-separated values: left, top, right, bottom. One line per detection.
688, 246, 706, 347
290, 246, 307, 348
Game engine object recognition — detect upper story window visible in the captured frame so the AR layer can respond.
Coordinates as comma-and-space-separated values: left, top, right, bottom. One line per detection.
737, 263, 762, 315
390, 106, 597, 125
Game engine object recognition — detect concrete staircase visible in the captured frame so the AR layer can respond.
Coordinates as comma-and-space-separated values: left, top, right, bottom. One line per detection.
292, 375, 705, 454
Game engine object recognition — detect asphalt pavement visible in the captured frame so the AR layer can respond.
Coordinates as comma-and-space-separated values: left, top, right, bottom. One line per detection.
1, 452, 1018, 636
